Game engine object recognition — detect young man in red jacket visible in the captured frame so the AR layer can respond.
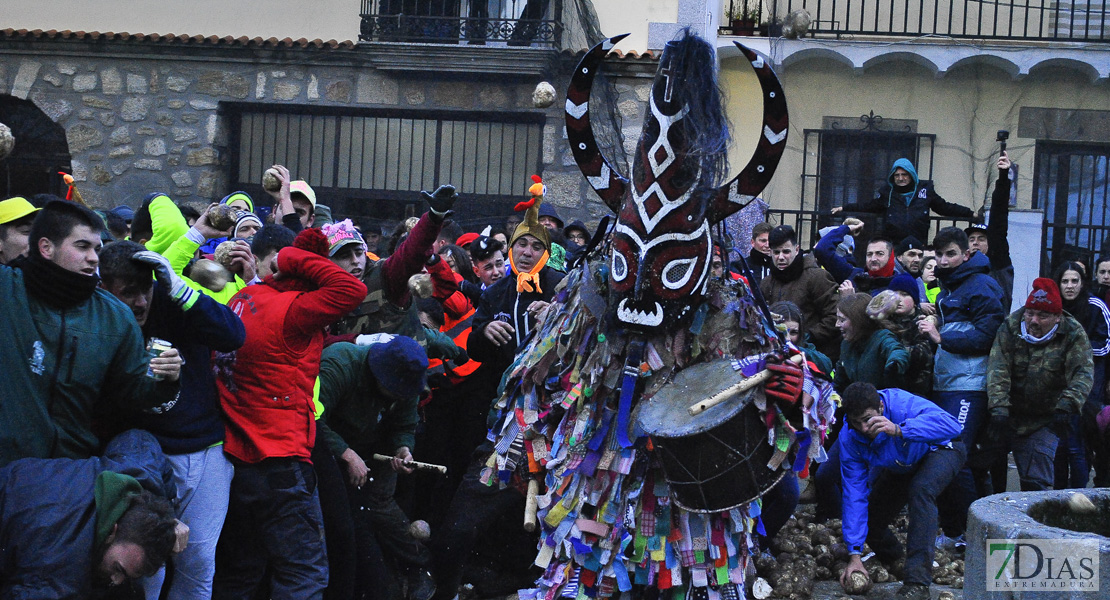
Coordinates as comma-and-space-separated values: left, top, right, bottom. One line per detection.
212, 228, 366, 600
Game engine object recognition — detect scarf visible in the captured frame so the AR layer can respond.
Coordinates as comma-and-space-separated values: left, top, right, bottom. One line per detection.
770, 252, 806, 283
1019, 320, 1059, 345
888, 177, 916, 207
868, 253, 896, 279
12, 252, 101, 310
508, 248, 549, 294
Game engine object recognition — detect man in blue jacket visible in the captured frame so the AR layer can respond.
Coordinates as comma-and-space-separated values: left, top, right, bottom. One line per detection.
814, 218, 901, 296
838, 383, 964, 600
917, 227, 1005, 543
0, 430, 180, 598
97, 240, 246, 600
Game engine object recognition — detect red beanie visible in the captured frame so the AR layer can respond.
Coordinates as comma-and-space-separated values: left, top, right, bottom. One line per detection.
1025, 277, 1062, 314
292, 227, 330, 258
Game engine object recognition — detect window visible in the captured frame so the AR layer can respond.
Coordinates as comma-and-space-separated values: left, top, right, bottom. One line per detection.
795, 113, 935, 247
226, 104, 544, 226
1033, 141, 1110, 270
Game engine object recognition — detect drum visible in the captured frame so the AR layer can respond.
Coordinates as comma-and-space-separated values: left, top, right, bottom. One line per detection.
634, 360, 785, 513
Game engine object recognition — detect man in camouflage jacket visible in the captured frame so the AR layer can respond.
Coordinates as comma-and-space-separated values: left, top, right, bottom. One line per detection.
986, 278, 1093, 490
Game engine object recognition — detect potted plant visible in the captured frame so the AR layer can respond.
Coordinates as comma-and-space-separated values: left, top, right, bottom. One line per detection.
725, 2, 758, 36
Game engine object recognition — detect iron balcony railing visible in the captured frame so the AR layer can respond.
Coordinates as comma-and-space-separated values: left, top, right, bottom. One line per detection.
359, 0, 563, 47
723, 0, 1108, 42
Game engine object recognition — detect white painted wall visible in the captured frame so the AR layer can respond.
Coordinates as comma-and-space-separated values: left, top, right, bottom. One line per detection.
5, 0, 361, 42
1003, 209, 1046, 314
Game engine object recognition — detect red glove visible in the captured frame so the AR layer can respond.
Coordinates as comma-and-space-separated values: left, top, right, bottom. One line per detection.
764, 359, 803, 405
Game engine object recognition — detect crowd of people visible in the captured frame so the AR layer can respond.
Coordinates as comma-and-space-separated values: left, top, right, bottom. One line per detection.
0, 150, 1106, 600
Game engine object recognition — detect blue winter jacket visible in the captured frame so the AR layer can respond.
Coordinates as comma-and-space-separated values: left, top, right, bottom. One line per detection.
933, 252, 1006, 392
0, 430, 174, 598
840, 389, 961, 554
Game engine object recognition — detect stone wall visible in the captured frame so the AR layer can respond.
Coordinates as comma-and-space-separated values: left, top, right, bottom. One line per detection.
0, 40, 655, 228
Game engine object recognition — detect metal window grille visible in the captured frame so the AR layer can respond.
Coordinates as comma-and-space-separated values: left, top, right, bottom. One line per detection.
1033, 141, 1110, 271
794, 114, 936, 247
226, 104, 544, 225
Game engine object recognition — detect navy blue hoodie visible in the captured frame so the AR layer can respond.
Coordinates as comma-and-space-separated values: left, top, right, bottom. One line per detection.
125, 282, 246, 454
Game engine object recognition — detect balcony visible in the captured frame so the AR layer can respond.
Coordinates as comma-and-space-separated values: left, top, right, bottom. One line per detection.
723, 0, 1108, 42
359, 0, 564, 47
358, 0, 567, 77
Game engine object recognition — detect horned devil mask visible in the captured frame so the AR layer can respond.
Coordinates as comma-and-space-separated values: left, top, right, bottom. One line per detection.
565, 31, 789, 332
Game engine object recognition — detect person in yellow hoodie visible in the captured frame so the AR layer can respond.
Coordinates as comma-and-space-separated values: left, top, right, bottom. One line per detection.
132, 193, 254, 304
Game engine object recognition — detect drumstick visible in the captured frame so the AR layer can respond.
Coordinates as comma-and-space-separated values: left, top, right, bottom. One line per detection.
370, 453, 447, 475
524, 479, 540, 532
687, 354, 804, 416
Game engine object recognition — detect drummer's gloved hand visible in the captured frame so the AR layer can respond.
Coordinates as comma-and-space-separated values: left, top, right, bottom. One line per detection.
764, 358, 803, 404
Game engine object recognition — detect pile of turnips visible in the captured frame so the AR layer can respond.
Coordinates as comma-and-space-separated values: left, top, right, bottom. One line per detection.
750, 505, 964, 598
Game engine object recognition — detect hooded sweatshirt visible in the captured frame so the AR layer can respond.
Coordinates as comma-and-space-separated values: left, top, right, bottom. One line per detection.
840, 158, 976, 244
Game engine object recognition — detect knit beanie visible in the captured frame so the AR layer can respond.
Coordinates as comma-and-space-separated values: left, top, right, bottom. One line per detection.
233, 213, 263, 239
222, 191, 255, 213
887, 273, 921, 305
1025, 277, 1063, 314
292, 227, 330, 258
895, 235, 923, 256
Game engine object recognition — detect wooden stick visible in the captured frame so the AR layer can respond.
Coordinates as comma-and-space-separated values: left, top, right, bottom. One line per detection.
687, 354, 804, 416
524, 479, 540, 532
370, 453, 447, 475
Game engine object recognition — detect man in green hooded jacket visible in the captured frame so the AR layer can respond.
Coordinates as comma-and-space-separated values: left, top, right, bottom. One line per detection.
0, 200, 182, 467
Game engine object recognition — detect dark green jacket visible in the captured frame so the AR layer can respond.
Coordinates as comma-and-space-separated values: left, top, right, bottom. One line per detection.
834, 329, 910, 391
316, 343, 419, 460
988, 309, 1094, 436
0, 265, 180, 466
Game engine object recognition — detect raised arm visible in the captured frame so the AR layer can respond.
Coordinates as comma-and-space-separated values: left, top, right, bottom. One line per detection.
926, 185, 976, 219
379, 185, 457, 305
814, 223, 861, 284
985, 153, 1013, 269
278, 247, 368, 340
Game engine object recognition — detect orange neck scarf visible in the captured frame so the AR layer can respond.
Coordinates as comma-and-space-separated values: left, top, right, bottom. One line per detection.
509, 249, 549, 294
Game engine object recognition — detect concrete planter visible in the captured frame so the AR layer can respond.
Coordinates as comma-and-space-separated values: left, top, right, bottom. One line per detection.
966, 489, 1110, 598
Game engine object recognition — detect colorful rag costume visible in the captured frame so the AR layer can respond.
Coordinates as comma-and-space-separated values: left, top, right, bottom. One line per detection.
474, 32, 838, 600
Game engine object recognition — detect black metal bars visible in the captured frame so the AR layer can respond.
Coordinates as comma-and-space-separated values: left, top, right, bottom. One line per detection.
359, 0, 563, 47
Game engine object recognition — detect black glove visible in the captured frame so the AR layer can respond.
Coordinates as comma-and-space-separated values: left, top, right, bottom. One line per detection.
422, 184, 458, 219
451, 348, 470, 366
984, 414, 1012, 446
1049, 411, 1072, 439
